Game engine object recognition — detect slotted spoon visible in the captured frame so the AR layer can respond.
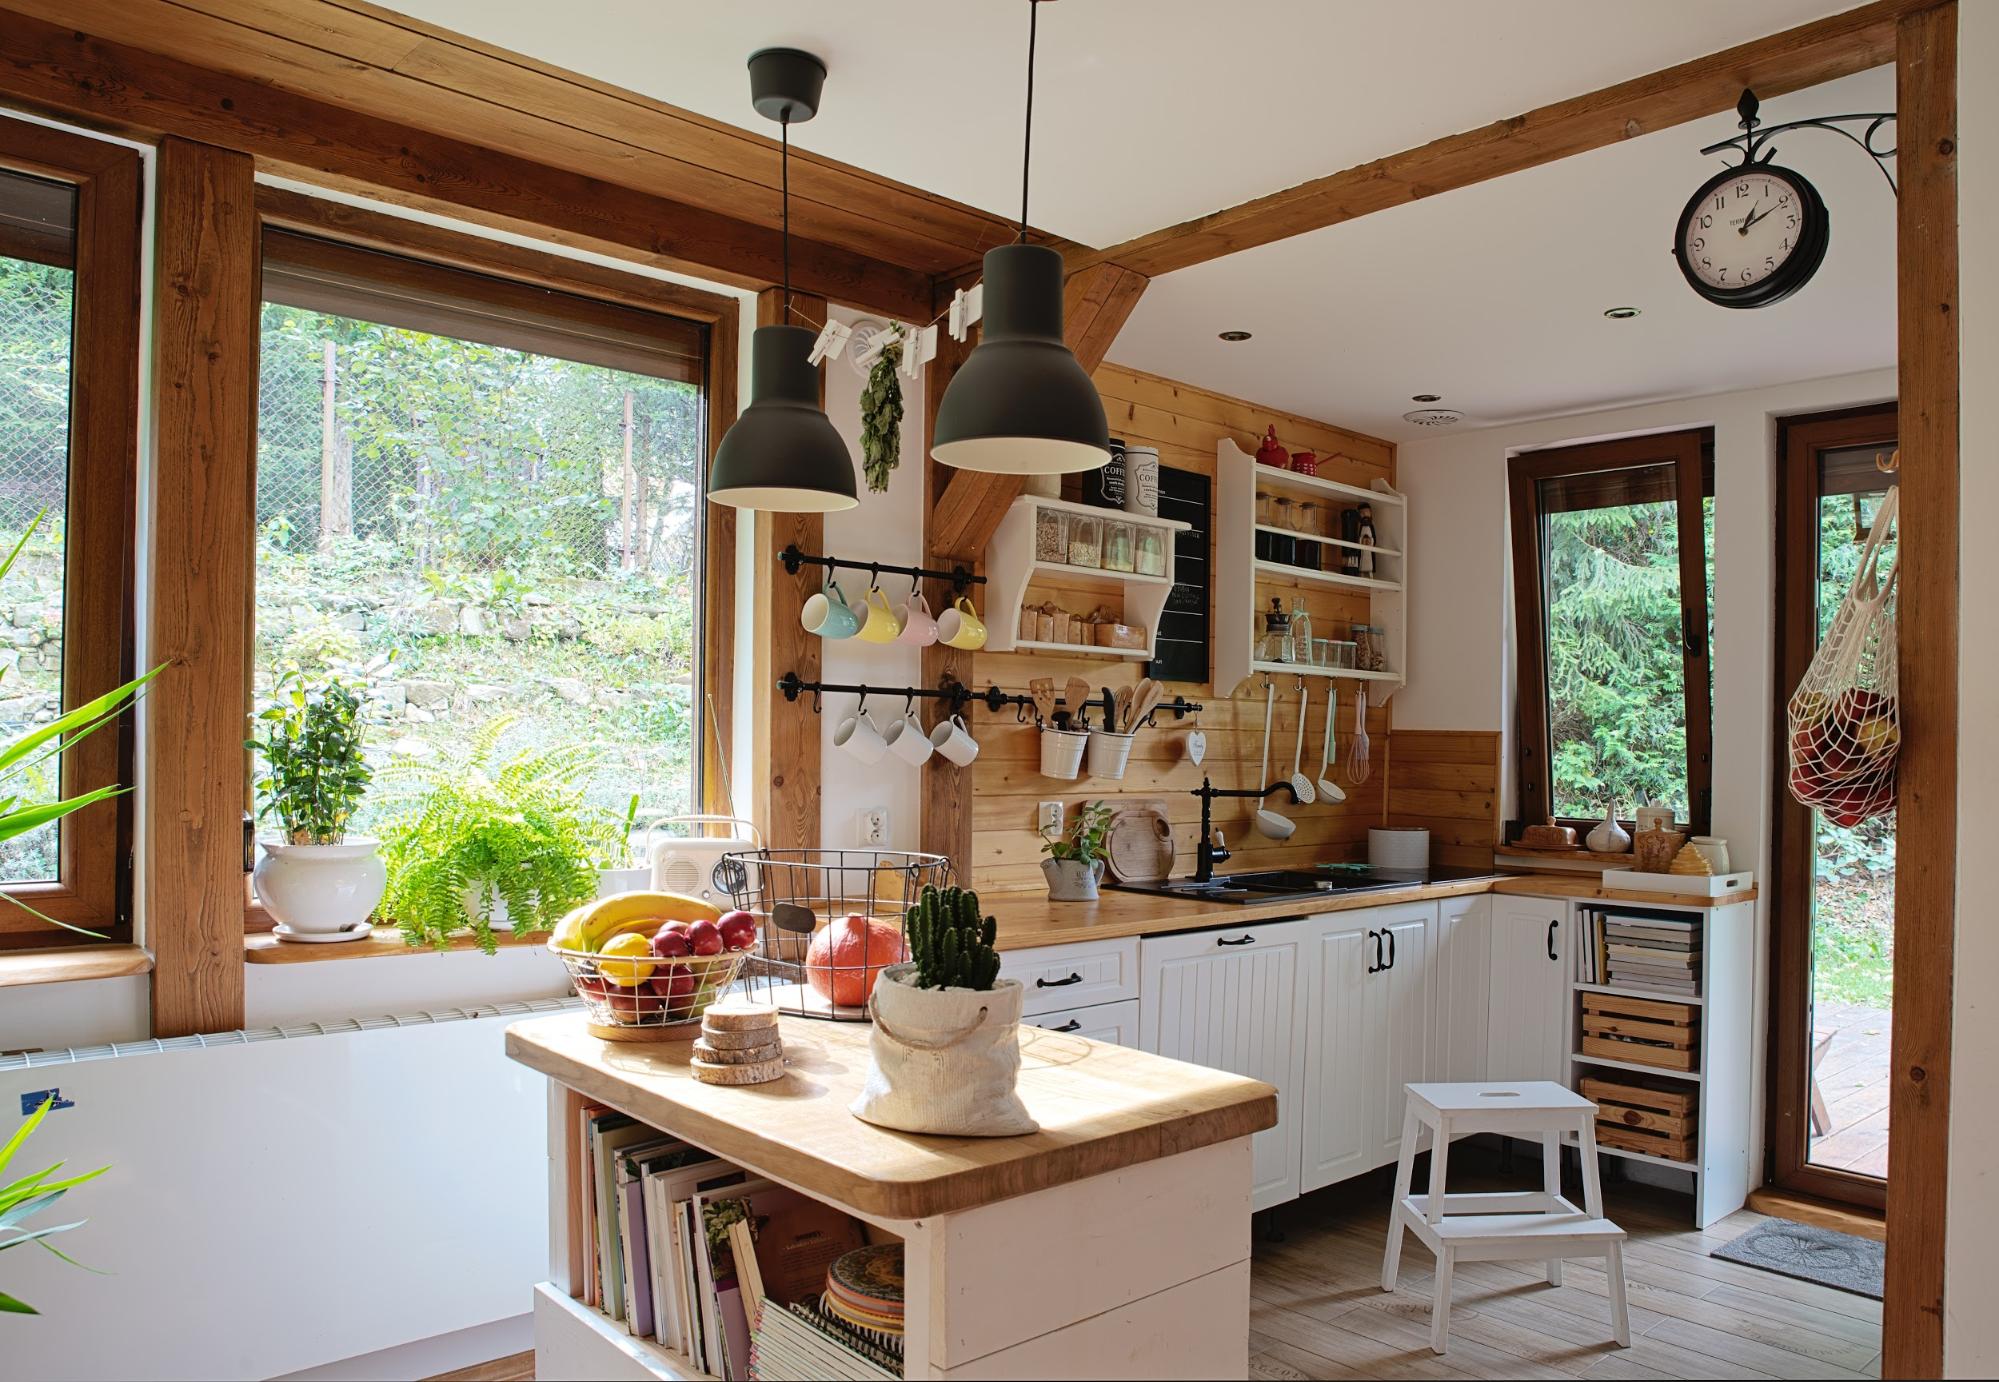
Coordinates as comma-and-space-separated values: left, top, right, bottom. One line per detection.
1316, 683, 1347, 803
1287, 680, 1317, 804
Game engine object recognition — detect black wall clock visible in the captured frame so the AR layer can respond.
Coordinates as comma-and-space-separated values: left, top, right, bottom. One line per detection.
1674, 160, 1829, 309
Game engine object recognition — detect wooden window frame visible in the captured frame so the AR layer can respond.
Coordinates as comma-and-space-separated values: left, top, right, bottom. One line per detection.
245, 189, 741, 930
1506, 429, 1714, 839
0, 115, 141, 947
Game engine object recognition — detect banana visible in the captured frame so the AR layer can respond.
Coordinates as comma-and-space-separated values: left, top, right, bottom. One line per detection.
574, 889, 721, 951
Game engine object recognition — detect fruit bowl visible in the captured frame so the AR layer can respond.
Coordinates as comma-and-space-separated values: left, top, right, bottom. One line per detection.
549, 944, 751, 1041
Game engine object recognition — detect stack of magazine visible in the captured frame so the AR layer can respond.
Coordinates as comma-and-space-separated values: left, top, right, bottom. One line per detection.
1576, 910, 1701, 995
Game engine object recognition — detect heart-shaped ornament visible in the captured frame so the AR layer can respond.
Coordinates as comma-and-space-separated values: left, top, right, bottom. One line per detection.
1185, 728, 1207, 765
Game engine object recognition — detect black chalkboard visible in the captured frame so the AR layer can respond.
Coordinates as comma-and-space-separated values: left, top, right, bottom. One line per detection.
1147, 464, 1210, 685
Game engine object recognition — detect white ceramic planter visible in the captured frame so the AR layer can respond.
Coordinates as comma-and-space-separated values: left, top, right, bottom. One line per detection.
253, 839, 386, 934
1042, 857, 1105, 901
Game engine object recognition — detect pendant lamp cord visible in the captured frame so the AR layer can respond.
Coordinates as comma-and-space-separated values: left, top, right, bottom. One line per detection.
781, 113, 792, 310
1019, 0, 1040, 244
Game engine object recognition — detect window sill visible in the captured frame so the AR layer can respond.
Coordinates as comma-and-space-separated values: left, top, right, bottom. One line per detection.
244, 925, 547, 965
0, 943, 152, 990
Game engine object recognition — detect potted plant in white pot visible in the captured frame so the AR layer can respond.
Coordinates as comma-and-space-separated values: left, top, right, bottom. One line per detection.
250, 674, 382, 937
1040, 801, 1113, 901
851, 884, 1036, 1136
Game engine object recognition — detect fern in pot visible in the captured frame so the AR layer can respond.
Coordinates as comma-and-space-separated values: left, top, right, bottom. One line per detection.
851, 884, 1036, 1137
377, 717, 619, 953
249, 673, 382, 937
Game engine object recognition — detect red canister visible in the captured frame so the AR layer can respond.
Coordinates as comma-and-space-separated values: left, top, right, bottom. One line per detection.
1254, 425, 1289, 469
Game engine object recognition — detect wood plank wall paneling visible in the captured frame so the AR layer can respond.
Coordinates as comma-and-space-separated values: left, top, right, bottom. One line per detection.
1384, 731, 1504, 871
1884, 3, 1957, 1375
964, 363, 1400, 893
147, 137, 257, 1037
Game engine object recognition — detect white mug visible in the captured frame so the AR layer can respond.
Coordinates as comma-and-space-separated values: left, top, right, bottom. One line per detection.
884, 712, 934, 766
833, 708, 887, 764
928, 713, 980, 767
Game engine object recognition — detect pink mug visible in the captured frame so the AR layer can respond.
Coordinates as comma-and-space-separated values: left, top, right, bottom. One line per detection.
895, 591, 938, 647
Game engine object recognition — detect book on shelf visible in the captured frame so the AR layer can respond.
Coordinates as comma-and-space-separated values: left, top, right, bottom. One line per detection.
750, 1298, 902, 1381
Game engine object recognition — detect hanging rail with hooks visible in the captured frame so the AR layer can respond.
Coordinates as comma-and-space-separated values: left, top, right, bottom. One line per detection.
778, 545, 984, 594
776, 672, 1201, 729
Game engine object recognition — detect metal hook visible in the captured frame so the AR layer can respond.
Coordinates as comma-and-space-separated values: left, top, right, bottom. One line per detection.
810, 687, 822, 714
868, 561, 882, 591
903, 693, 916, 719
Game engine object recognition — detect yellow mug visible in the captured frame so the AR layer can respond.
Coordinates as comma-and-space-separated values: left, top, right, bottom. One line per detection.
857, 586, 904, 644
937, 596, 987, 650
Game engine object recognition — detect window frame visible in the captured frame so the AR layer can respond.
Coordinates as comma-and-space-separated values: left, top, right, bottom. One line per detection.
0, 115, 142, 945
245, 191, 740, 930
1506, 428, 1715, 839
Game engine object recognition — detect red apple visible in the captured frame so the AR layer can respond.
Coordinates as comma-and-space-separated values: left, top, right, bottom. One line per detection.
685, 919, 724, 956
656, 967, 699, 1017
573, 973, 609, 999
606, 986, 668, 1023
718, 911, 758, 953
651, 926, 691, 959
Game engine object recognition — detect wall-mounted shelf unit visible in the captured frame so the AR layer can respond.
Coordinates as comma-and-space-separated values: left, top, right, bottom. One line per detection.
984, 495, 1190, 660
1215, 437, 1407, 699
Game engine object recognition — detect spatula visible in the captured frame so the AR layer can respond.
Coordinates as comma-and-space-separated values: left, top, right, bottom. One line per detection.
1029, 677, 1056, 726
1064, 675, 1091, 730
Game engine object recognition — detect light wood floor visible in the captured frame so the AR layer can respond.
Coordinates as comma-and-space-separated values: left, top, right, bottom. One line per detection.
1251, 1151, 1883, 1380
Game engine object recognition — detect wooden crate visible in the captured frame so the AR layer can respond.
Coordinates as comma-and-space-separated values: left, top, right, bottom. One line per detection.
1582, 1072, 1697, 1163
1581, 991, 1698, 1072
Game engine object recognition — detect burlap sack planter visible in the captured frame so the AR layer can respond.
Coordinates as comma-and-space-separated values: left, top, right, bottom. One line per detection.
851, 964, 1037, 1136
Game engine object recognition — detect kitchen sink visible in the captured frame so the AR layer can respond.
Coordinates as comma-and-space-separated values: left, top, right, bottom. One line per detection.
1108, 864, 1494, 906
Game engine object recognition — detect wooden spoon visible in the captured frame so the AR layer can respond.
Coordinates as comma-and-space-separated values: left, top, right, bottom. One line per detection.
1131, 678, 1164, 731
1115, 683, 1135, 733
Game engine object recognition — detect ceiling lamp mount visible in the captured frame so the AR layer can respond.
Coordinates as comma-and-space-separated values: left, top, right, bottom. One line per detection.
708, 47, 857, 513
932, 0, 1111, 477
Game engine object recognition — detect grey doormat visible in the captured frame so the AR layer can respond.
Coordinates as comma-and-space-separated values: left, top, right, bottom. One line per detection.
1712, 1218, 1884, 1299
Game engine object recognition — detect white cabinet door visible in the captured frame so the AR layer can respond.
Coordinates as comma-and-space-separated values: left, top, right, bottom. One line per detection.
1432, 895, 1492, 1085
1362, 903, 1435, 1170
1140, 920, 1309, 1212
1486, 895, 1571, 1083
1025, 998, 1139, 1047
1299, 915, 1371, 1194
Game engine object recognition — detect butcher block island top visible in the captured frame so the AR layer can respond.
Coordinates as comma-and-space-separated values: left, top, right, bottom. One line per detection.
505, 1011, 1275, 1220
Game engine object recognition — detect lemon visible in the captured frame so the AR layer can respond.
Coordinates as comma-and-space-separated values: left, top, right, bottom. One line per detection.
598, 931, 656, 987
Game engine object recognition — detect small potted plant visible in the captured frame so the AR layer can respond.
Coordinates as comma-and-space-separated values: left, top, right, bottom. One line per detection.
1040, 801, 1113, 901
851, 884, 1036, 1136
377, 717, 620, 953
249, 674, 382, 936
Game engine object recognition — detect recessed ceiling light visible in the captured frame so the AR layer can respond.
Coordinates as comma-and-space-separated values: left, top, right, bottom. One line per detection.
1218, 330, 1253, 342
1410, 393, 1442, 404
1603, 306, 1642, 320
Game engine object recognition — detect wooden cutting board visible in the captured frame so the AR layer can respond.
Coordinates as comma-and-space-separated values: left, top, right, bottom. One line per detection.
1095, 798, 1175, 883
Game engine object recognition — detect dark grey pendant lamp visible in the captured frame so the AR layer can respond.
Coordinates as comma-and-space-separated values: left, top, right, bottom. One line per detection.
707, 47, 858, 512
931, 0, 1111, 476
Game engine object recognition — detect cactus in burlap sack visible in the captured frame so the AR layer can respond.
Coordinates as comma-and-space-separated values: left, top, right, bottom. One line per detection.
906, 884, 1002, 990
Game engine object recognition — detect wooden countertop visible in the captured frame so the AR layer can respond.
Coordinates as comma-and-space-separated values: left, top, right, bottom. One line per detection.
987, 872, 1756, 950
506, 1012, 1276, 1221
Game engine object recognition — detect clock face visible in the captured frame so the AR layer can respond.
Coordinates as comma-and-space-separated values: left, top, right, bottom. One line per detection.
1674, 162, 1829, 309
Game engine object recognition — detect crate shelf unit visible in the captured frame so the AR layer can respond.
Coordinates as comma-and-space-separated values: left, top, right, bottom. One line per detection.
1564, 898, 1755, 1228
1214, 436, 1407, 697
983, 495, 1191, 660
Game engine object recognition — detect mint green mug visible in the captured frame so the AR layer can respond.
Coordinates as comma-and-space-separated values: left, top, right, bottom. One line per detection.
801, 578, 861, 639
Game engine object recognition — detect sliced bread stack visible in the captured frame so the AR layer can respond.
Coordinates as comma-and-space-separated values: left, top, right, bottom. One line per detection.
690, 998, 784, 1086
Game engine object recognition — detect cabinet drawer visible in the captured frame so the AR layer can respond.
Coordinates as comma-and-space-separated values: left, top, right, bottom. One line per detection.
1001, 937, 1140, 1016
1024, 998, 1140, 1048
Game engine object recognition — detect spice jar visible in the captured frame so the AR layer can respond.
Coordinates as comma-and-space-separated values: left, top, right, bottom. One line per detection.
1033, 506, 1067, 563
1067, 514, 1102, 568
1135, 527, 1167, 577
1353, 623, 1375, 671
1105, 520, 1136, 573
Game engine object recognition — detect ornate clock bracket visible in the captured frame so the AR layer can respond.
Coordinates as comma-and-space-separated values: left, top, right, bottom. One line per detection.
1702, 88, 1898, 196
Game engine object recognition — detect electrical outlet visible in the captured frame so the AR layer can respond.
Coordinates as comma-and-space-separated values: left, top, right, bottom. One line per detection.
1037, 801, 1065, 834
859, 808, 890, 847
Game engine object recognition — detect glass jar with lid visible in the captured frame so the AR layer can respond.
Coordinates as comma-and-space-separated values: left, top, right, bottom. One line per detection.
1033, 506, 1068, 563
1067, 514, 1103, 568
1134, 527, 1167, 577
1104, 520, 1136, 573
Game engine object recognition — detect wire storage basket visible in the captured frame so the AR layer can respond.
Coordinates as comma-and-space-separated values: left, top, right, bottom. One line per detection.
724, 848, 952, 1020
549, 946, 751, 1042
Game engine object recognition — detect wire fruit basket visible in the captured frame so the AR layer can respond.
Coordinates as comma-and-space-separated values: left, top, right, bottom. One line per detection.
723, 848, 952, 1021
548, 941, 753, 1043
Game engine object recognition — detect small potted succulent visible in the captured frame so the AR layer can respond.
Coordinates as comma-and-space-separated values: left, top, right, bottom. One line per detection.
1039, 801, 1113, 901
249, 674, 382, 936
851, 884, 1035, 1136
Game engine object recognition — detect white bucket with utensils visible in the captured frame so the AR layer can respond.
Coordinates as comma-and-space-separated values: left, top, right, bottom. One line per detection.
1086, 729, 1135, 780
1040, 727, 1088, 780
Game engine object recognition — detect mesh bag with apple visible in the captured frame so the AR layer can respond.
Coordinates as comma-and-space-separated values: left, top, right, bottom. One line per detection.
1786, 486, 1900, 828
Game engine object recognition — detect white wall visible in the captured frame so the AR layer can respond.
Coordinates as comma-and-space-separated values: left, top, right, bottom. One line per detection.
1946, 2, 1997, 1372
816, 306, 929, 853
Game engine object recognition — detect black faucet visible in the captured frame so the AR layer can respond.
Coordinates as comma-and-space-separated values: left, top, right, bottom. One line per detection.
1189, 776, 1303, 883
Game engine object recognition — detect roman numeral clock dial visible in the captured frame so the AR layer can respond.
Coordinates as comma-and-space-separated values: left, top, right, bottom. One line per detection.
1674, 161, 1829, 308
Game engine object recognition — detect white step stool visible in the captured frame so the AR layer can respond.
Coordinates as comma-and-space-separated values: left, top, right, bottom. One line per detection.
1380, 1081, 1630, 1355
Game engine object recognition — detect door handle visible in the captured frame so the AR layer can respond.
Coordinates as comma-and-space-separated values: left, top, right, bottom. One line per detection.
1547, 918, 1559, 962
1385, 928, 1397, 970
1216, 934, 1255, 947
1044, 1018, 1082, 1033
1366, 929, 1381, 974
1036, 972, 1084, 988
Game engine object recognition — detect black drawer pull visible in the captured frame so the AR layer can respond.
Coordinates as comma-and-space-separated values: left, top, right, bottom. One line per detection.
1044, 1018, 1083, 1033
1367, 929, 1381, 974
1216, 934, 1255, 946
1385, 928, 1397, 970
1036, 972, 1084, 987
1546, 918, 1559, 962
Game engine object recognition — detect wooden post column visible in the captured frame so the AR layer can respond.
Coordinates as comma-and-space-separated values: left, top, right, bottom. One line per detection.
147, 137, 257, 1037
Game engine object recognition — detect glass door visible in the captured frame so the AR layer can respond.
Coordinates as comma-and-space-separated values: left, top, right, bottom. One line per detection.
1771, 404, 1897, 1207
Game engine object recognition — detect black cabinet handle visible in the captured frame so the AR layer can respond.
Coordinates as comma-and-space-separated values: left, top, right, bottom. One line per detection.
1366, 929, 1381, 974
1385, 928, 1397, 970
1216, 934, 1255, 947
1044, 1018, 1082, 1033
1547, 918, 1559, 962
1036, 972, 1084, 988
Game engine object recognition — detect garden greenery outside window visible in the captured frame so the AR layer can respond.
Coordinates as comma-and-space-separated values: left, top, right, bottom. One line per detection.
0, 119, 140, 943
1507, 430, 1714, 837
253, 231, 711, 874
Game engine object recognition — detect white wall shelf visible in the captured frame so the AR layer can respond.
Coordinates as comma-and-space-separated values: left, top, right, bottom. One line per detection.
983, 495, 1190, 660
1215, 437, 1407, 699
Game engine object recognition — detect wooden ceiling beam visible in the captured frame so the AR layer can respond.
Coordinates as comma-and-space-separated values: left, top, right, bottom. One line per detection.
0, 10, 934, 319
926, 261, 1148, 561
1074, 0, 1925, 280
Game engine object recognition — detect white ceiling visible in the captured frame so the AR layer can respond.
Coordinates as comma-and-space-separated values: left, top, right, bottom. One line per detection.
380, 0, 1855, 249
1110, 65, 1897, 439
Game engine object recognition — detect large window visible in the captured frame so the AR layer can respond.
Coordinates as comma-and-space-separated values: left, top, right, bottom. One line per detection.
254, 231, 712, 847
1508, 430, 1714, 834
0, 119, 140, 942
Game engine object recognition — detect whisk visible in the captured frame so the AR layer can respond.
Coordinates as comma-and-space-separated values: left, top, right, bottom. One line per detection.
1345, 684, 1372, 784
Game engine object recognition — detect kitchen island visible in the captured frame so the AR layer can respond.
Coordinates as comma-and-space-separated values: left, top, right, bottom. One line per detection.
507, 1012, 1276, 1380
